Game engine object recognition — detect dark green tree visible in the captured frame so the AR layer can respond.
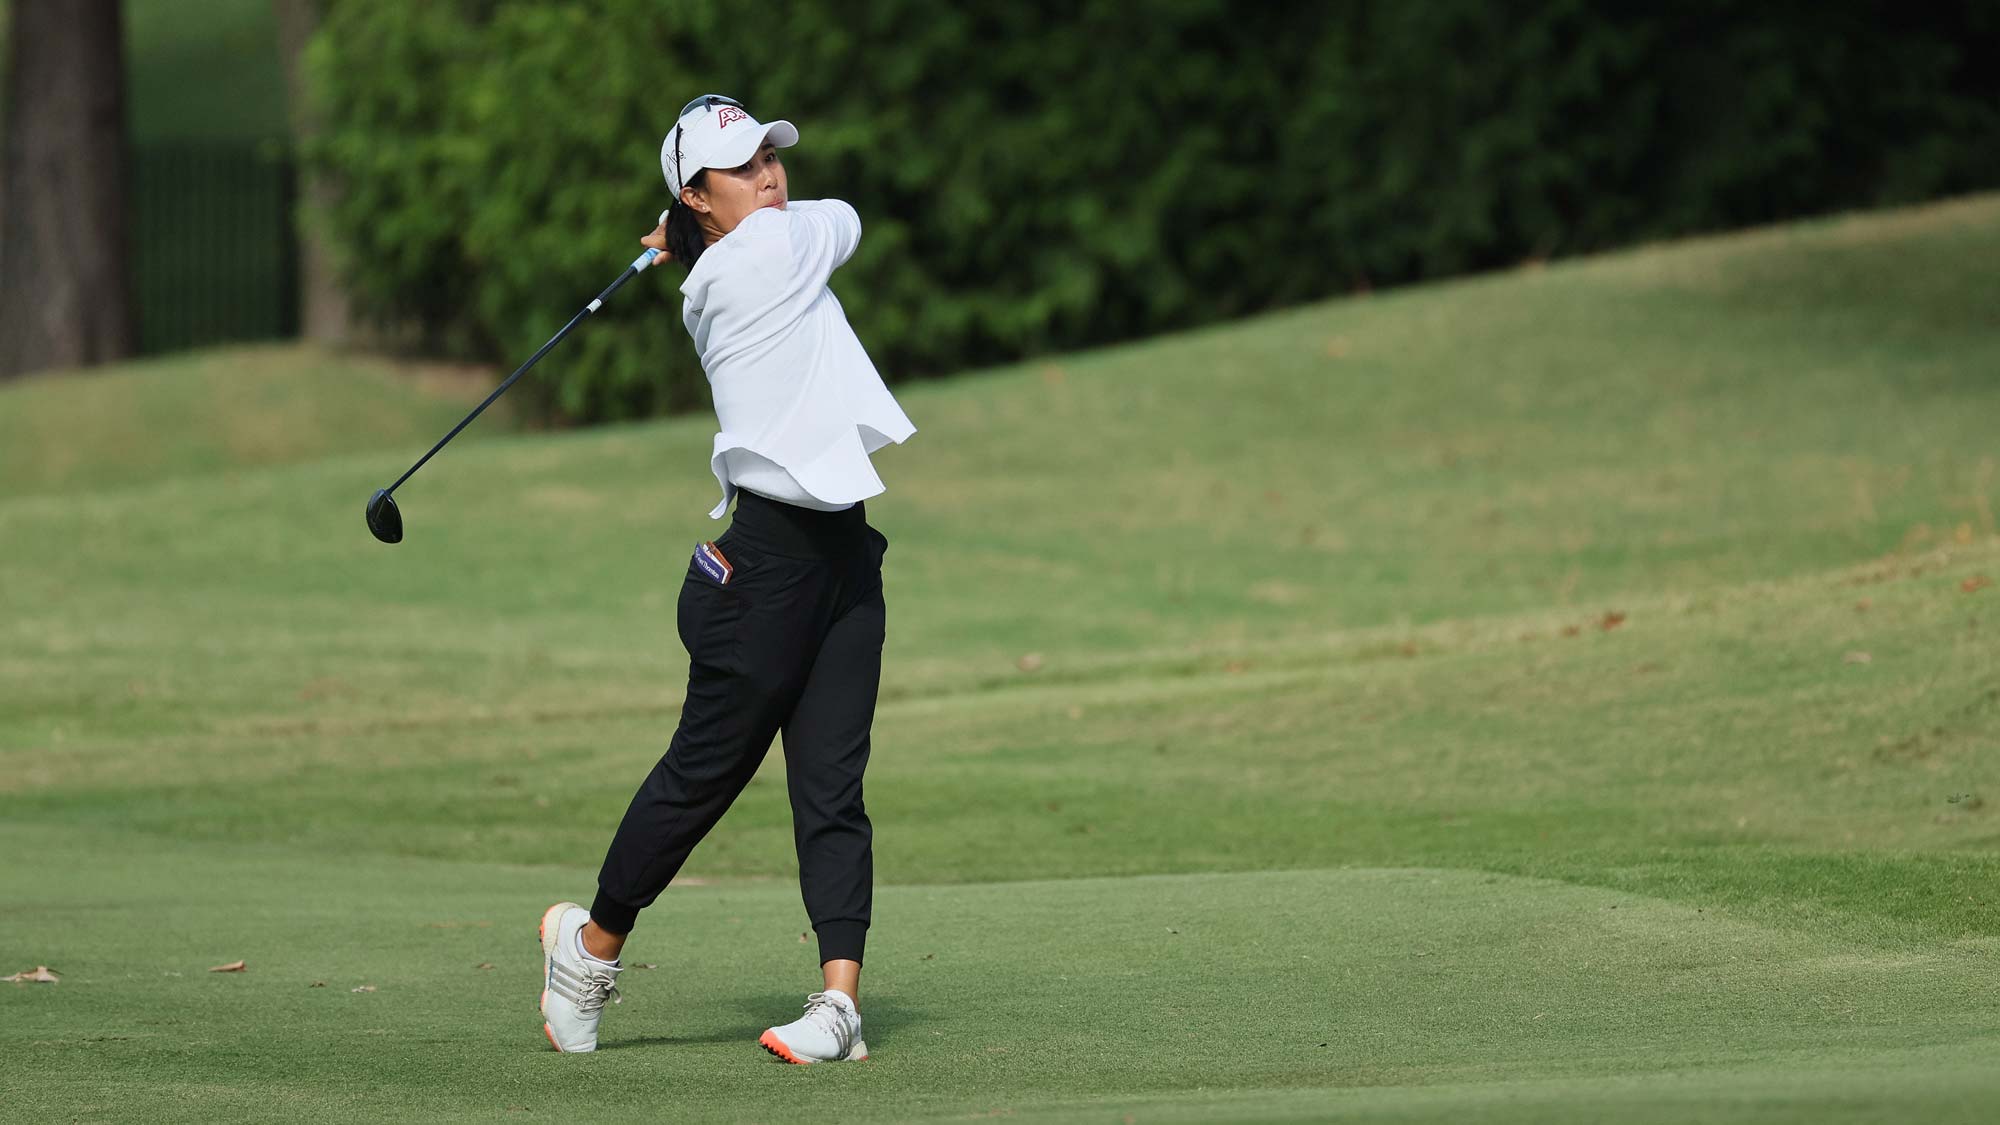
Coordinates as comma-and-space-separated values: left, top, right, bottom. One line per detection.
303, 1, 2000, 422
0, 0, 135, 378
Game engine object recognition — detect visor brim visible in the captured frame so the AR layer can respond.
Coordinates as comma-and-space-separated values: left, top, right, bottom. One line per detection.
706, 119, 800, 171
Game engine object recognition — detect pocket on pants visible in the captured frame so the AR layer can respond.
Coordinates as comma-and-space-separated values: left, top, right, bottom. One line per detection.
689, 535, 770, 591
676, 566, 748, 664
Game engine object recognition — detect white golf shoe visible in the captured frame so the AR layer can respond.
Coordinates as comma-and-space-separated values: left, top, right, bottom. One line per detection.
538, 901, 622, 1052
759, 989, 869, 1063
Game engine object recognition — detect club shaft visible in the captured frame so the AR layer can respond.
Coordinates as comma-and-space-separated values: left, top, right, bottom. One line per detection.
385, 259, 651, 496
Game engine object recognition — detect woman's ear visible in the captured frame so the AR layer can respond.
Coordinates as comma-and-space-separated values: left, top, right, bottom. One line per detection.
681, 184, 707, 214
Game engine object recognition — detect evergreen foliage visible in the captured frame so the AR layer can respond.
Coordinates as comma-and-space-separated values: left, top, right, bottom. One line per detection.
306, 1, 2000, 421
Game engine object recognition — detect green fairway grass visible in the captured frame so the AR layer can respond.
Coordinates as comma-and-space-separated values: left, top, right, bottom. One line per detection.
8, 824, 1998, 1123
4, 194, 2000, 1122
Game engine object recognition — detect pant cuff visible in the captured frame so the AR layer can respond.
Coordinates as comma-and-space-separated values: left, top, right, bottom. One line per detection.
815, 919, 868, 965
589, 890, 640, 936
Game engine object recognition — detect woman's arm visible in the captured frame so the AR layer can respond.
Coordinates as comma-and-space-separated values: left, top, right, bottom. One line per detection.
783, 199, 861, 275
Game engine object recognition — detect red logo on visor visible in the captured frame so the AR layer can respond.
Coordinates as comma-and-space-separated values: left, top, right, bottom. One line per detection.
717, 106, 749, 129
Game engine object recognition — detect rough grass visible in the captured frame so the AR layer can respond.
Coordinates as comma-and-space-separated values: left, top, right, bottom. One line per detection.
3, 194, 2000, 1122
0, 344, 505, 496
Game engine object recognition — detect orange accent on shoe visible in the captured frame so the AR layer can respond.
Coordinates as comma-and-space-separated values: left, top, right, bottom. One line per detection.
539, 907, 561, 1053
759, 1028, 808, 1064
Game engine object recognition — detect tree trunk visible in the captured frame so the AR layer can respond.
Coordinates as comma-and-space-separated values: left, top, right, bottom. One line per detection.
274, 0, 352, 347
0, 0, 135, 378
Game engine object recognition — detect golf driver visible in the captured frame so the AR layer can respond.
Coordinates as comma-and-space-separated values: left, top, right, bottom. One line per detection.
366, 246, 664, 544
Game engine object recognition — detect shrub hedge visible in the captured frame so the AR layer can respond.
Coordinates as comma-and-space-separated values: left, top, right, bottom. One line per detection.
306, 1, 2000, 421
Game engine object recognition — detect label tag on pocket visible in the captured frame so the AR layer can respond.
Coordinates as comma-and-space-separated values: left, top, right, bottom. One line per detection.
694, 541, 733, 585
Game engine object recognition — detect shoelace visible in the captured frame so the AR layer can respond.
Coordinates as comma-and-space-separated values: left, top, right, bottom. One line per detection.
549, 957, 623, 1014
576, 966, 622, 1014
800, 992, 856, 1055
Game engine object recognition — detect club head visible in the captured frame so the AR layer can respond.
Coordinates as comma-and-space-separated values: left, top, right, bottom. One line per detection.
366, 489, 404, 544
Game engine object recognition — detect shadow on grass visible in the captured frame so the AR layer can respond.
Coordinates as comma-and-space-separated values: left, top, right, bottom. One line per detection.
602, 992, 921, 1051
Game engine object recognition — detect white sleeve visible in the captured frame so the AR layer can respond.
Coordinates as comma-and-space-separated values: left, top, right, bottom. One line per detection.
784, 199, 862, 279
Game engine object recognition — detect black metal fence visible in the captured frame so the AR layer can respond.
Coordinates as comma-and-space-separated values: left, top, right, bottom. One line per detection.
130, 143, 299, 354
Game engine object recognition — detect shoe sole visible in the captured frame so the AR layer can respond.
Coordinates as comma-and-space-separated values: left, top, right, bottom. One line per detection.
539, 901, 583, 1053
759, 1028, 869, 1064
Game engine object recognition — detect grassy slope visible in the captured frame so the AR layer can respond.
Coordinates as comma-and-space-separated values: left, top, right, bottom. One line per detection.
0, 344, 506, 497
4, 195, 2000, 1121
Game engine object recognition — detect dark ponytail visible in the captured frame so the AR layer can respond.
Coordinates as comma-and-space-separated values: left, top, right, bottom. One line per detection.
666, 170, 709, 265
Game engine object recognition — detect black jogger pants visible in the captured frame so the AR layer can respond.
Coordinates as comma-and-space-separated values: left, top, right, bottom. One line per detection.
590, 489, 887, 965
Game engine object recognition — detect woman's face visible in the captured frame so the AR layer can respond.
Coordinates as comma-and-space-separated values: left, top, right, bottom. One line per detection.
686, 142, 788, 240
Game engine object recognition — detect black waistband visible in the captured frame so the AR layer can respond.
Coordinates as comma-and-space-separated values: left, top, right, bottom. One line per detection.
724, 488, 869, 558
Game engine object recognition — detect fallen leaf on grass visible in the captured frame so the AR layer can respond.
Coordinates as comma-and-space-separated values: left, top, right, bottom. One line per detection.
798, 932, 810, 944
1016, 652, 1044, 673
630, 963, 658, 970
1559, 625, 1582, 638
208, 960, 247, 973
1962, 575, 1992, 593
351, 985, 376, 993
475, 963, 495, 971
4, 966, 59, 984
1600, 611, 1627, 631
1844, 651, 1873, 664
309, 981, 326, 988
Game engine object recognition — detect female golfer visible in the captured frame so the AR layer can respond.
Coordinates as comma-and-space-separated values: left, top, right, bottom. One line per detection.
538, 94, 915, 1062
